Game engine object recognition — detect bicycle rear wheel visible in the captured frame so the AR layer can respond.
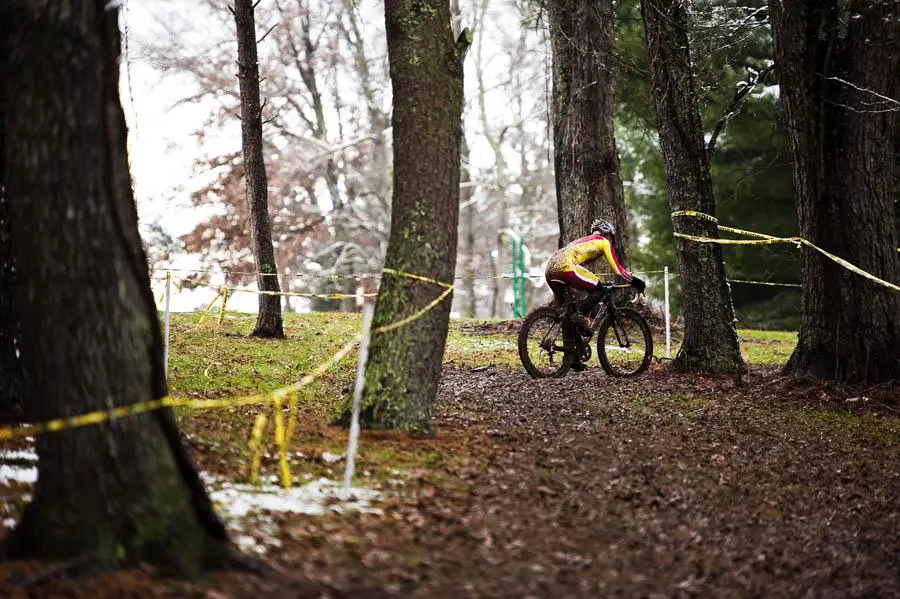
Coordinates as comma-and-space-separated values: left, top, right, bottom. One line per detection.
518, 307, 574, 378
596, 307, 653, 377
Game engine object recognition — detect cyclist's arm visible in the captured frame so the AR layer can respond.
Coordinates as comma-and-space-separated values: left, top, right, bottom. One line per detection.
601, 240, 633, 282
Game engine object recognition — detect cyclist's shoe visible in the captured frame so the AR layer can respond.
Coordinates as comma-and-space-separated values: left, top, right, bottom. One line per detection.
570, 312, 593, 336
571, 361, 588, 372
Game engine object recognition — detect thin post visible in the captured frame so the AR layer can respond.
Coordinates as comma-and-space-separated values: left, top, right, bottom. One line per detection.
664, 266, 671, 358
343, 302, 374, 495
164, 270, 172, 378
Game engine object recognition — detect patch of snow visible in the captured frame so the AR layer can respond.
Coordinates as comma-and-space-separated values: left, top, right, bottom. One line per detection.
0, 464, 37, 485
234, 534, 267, 554
208, 477, 381, 519
322, 451, 343, 463
0, 449, 38, 462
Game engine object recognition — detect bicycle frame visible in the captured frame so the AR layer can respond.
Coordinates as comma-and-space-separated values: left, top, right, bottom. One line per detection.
552, 284, 633, 357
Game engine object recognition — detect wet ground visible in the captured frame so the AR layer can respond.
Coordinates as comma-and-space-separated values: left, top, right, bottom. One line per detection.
1, 363, 898, 598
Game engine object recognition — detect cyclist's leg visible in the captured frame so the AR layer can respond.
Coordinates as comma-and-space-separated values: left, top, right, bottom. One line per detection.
566, 265, 607, 316
546, 277, 568, 308
581, 284, 609, 317
550, 268, 597, 351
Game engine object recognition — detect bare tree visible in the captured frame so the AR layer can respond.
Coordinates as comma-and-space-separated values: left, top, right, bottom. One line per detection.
142, 0, 391, 301
769, 0, 900, 381
641, 0, 744, 373
0, 0, 230, 570
357, 1, 469, 435
234, 0, 284, 337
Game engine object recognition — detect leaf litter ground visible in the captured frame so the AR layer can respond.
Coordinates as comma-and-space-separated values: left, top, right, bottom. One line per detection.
0, 315, 898, 597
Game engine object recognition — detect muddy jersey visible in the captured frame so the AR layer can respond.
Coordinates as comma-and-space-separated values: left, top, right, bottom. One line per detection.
545, 234, 632, 290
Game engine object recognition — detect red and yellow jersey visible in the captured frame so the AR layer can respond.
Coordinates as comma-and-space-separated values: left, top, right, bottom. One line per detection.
545, 234, 633, 282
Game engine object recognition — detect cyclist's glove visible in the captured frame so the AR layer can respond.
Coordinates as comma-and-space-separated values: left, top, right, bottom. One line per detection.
631, 276, 646, 295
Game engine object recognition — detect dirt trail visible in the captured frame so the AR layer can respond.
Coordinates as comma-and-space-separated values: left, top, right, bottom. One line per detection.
2, 365, 898, 598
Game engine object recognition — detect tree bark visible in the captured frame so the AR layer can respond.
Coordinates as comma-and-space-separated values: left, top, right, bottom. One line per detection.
641, 0, 744, 373
548, 0, 629, 257
234, 0, 284, 338
0, 63, 26, 423
458, 132, 478, 318
451, 0, 476, 319
358, 0, 466, 435
769, 0, 900, 381
0, 1, 230, 572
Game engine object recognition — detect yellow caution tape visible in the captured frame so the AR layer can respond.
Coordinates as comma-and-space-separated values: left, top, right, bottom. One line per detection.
372, 286, 454, 335
718, 225, 780, 241
727, 279, 801, 288
671, 210, 719, 224
675, 232, 801, 247
0, 269, 452, 459
179, 278, 377, 301
272, 394, 291, 490
218, 287, 229, 326
673, 211, 900, 293
382, 267, 453, 289
247, 412, 268, 485
284, 388, 301, 458
197, 287, 226, 325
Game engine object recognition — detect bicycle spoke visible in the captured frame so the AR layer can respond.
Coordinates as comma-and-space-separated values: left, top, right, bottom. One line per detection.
518, 308, 573, 378
598, 309, 652, 377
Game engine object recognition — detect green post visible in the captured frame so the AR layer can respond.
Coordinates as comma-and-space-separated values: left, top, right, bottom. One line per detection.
510, 236, 526, 318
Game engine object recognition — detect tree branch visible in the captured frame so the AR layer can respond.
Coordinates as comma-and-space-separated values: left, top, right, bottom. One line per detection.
258, 22, 278, 44
707, 63, 776, 156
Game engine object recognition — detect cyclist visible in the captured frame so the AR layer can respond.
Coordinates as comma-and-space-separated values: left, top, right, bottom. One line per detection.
545, 218, 646, 339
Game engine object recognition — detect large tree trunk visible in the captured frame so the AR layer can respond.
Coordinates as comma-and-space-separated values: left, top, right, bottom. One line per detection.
0, 73, 26, 423
641, 0, 744, 373
0, 2, 230, 572
358, 0, 466, 436
548, 0, 629, 256
234, 0, 284, 338
769, 0, 900, 381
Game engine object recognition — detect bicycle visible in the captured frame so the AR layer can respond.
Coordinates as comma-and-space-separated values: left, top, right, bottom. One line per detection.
517, 284, 653, 378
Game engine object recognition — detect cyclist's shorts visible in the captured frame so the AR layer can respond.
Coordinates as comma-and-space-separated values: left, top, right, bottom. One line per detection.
545, 263, 598, 293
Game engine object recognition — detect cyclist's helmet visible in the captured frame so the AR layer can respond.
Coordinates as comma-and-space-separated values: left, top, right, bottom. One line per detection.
590, 218, 615, 238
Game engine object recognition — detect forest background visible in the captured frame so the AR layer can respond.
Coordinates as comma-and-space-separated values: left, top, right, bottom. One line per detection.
127, 0, 880, 329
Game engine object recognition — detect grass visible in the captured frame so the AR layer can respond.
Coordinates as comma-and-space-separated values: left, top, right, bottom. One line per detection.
737, 328, 797, 365
160, 311, 803, 486
166, 313, 798, 403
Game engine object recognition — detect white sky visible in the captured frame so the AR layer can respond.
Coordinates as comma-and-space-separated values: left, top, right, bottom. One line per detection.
122, 0, 552, 313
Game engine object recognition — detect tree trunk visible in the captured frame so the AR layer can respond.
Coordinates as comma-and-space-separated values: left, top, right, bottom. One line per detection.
548, 0, 629, 257
0, 70, 26, 423
234, 0, 284, 338
0, 2, 230, 572
459, 135, 478, 317
452, 0, 476, 319
769, 0, 900, 381
641, 0, 744, 373
358, 0, 466, 436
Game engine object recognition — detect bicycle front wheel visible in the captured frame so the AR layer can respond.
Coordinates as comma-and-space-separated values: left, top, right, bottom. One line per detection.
596, 308, 653, 377
518, 307, 574, 378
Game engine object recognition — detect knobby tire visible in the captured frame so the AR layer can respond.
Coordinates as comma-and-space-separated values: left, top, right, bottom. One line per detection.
597, 307, 653, 377
518, 307, 574, 379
